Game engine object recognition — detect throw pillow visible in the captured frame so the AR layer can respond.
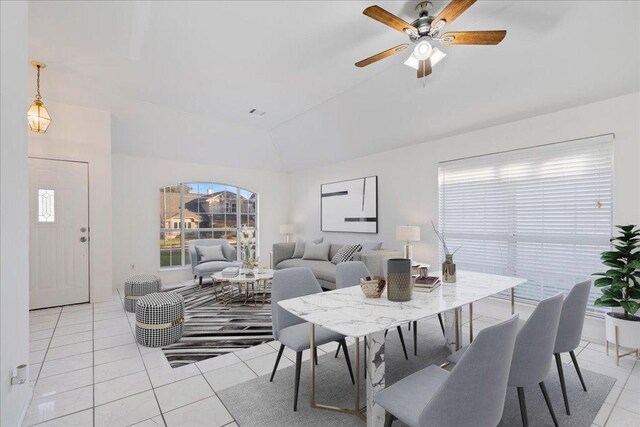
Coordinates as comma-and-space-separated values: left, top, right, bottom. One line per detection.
196, 245, 226, 263
302, 241, 331, 261
331, 244, 362, 265
361, 240, 382, 252
292, 237, 323, 258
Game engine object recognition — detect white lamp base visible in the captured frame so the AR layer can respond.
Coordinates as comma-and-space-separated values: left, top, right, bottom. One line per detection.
403, 243, 413, 261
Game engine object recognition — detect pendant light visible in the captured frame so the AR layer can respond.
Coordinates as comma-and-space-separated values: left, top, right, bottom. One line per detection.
27, 61, 52, 133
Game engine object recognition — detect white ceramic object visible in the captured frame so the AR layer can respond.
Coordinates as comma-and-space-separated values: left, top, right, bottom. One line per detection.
605, 312, 640, 349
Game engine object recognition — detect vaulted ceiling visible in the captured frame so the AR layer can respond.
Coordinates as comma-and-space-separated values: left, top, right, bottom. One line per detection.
28, 1, 640, 171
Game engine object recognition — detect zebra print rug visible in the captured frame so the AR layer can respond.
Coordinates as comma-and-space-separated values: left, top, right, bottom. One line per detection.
162, 282, 273, 367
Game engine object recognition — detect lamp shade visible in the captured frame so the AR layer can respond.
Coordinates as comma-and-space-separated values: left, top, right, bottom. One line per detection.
280, 224, 295, 234
396, 225, 420, 242
27, 99, 51, 133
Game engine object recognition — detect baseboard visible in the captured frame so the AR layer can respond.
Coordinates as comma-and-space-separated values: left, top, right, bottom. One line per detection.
17, 387, 33, 426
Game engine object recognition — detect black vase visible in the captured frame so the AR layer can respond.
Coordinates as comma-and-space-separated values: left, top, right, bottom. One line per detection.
387, 258, 413, 302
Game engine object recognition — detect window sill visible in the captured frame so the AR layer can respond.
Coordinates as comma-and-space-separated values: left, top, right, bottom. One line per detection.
159, 266, 191, 272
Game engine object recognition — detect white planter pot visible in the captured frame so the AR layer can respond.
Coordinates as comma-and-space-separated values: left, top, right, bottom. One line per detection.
605, 312, 640, 349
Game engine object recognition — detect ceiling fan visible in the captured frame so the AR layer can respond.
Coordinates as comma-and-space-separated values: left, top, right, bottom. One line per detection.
355, 0, 506, 79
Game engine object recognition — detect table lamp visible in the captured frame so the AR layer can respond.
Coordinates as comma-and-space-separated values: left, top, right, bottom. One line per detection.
280, 224, 295, 243
396, 225, 420, 261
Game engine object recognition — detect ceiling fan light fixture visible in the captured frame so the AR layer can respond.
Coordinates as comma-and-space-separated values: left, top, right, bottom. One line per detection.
413, 39, 433, 60
404, 48, 446, 70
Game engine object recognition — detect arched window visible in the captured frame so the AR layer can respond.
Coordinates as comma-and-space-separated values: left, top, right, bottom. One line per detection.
160, 182, 257, 268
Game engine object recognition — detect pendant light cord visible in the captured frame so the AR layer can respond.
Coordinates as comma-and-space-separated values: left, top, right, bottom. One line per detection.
35, 65, 42, 101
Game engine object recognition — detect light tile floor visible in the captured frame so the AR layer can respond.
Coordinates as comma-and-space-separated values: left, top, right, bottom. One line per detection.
24, 290, 639, 426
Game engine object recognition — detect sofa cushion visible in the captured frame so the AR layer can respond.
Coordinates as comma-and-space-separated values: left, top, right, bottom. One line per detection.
331, 244, 362, 264
275, 259, 337, 283
303, 242, 331, 261
362, 240, 383, 252
292, 237, 323, 258
329, 244, 344, 260
195, 245, 226, 263
194, 261, 241, 275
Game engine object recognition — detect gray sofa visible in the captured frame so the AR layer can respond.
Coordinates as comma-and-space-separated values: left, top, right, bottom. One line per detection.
188, 239, 242, 285
272, 242, 401, 290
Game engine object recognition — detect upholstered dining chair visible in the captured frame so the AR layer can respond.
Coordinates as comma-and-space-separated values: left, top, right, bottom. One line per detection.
554, 280, 591, 415
382, 257, 446, 356
448, 293, 564, 427
375, 314, 520, 427
269, 267, 354, 411
335, 261, 409, 360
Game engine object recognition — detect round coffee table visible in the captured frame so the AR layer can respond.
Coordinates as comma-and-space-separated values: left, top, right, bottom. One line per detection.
211, 269, 274, 306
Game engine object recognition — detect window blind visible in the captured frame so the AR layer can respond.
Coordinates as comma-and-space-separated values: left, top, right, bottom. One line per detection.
438, 135, 613, 312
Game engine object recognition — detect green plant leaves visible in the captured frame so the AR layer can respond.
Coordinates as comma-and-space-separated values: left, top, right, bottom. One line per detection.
594, 224, 640, 314
620, 300, 640, 315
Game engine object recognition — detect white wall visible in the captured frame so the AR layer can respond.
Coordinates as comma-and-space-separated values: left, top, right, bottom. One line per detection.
1, 1, 32, 424
112, 154, 291, 286
28, 101, 113, 303
291, 93, 640, 264
290, 93, 640, 342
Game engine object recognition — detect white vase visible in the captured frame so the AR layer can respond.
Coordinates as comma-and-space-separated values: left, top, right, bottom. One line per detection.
605, 312, 640, 365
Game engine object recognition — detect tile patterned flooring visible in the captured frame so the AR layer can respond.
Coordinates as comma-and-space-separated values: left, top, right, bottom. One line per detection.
25, 290, 640, 426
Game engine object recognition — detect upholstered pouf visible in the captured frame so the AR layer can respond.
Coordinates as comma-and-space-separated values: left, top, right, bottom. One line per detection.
135, 292, 184, 347
124, 275, 161, 313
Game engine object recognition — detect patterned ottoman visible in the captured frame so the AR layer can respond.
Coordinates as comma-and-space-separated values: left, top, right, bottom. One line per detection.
135, 292, 184, 347
124, 275, 161, 313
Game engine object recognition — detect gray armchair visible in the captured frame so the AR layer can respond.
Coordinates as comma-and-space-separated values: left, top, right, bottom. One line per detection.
376, 314, 520, 427
269, 267, 354, 411
554, 280, 591, 415
188, 239, 241, 285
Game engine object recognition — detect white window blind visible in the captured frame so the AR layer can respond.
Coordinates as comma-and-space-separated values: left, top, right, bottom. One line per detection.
438, 135, 613, 312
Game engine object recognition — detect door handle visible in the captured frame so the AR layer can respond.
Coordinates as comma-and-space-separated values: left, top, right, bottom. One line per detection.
80, 237, 87, 243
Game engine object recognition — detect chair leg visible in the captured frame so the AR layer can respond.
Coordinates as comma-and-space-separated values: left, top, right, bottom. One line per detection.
437, 313, 445, 337
540, 381, 559, 427
334, 341, 341, 358
517, 387, 528, 427
199, 276, 203, 286
339, 339, 355, 384
554, 353, 570, 415
396, 326, 409, 360
384, 411, 395, 427
269, 344, 285, 382
314, 346, 318, 366
569, 350, 587, 392
413, 321, 418, 356
293, 352, 302, 411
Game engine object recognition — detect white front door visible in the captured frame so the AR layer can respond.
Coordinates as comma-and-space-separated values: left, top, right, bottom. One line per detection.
29, 158, 90, 309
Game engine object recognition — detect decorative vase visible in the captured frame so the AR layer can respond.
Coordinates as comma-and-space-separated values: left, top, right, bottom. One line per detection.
442, 254, 456, 283
387, 258, 413, 302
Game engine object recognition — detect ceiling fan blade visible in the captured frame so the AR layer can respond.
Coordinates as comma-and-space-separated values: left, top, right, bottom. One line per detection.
417, 58, 432, 79
431, 0, 477, 32
363, 5, 417, 35
440, 30, 507, 45
355, 44, 409, 68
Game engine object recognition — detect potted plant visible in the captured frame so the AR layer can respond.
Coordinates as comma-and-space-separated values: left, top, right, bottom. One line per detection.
593, 224, 640, 363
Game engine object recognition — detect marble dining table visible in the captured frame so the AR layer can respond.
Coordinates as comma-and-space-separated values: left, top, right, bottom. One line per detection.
278, 269, 526, 427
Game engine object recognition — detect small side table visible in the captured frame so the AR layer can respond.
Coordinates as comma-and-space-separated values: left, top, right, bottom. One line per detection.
211, 269, 274, 306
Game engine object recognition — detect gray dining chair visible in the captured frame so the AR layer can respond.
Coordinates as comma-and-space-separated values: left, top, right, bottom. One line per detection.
269, 267, 354, 411
375, 314, 520, 427
382, 257, 445, 356
554, 280, 591, 415
335, 261, 409, 360
447, 293, 564, 426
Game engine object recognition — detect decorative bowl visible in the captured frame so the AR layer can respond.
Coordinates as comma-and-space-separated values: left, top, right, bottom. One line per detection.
360, 276, 386, 298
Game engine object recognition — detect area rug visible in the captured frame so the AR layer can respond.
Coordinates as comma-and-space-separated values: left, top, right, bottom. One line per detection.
218, 322, 615, 427
162, 282, 272, 367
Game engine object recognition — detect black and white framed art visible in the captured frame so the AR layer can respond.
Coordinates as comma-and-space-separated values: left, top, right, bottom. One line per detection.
321, 176, 378, 233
